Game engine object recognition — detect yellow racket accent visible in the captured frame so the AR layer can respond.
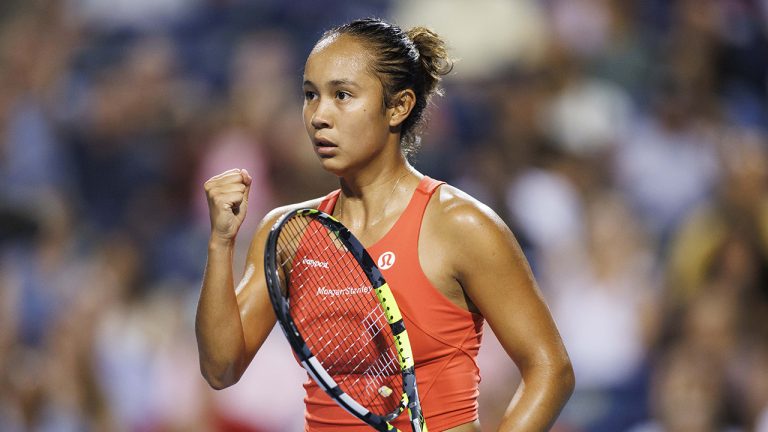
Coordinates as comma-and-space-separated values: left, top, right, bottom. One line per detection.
395, 331, 415, 370
298, 208, 341, 223
375, 283, 403, 323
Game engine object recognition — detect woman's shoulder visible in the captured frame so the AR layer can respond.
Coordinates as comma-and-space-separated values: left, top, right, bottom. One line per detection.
427, 182, 507, 234
423, 181, 517, 275
257, 196, 328, 229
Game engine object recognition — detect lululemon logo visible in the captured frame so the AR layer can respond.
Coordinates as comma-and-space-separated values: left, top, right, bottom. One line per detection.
378, 251, 396, 270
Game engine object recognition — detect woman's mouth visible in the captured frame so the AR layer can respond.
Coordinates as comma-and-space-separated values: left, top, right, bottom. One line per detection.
314, 138, 338, 157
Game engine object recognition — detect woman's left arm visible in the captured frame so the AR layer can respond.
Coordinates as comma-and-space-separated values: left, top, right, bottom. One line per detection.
439, 195, 575, 431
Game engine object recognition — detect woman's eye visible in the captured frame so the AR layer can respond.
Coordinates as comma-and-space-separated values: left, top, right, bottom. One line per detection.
336, 91, 350, 100
304, 91, 317, 101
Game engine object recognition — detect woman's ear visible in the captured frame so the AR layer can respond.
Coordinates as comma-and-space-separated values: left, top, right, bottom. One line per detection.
388, 89, 416, 127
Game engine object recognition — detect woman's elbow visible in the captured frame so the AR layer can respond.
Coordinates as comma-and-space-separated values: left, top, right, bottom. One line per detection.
203, 373, 237, 390
199, 359, 243, 390
521, 353, 575, 397
557, 356, 576, 398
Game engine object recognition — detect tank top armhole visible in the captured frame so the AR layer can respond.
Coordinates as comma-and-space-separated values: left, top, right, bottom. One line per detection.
414, 177, 484, 320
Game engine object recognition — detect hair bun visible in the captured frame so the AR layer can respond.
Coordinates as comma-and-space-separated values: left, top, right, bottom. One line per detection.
406, 27, 454, 96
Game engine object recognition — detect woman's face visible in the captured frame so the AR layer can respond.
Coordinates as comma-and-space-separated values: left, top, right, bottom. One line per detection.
302, 34, 395, 176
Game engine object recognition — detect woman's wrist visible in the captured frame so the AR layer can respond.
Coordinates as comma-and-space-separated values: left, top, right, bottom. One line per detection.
208, 234, 236, 251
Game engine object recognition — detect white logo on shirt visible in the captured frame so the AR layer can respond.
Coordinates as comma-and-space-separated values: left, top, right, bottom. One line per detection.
377, 251, 396, 270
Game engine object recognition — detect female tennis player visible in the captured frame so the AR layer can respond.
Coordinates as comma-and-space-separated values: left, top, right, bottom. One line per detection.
196, 18, 574, 431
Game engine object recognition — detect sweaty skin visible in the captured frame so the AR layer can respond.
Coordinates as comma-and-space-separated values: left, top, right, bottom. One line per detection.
196, 34, 574, 431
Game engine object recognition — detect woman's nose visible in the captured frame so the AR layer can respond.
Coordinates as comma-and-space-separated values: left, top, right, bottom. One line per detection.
310, 100, 332, 129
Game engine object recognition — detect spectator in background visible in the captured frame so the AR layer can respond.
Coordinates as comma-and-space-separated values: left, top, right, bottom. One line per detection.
613, 75, 720, 243
0, 194, 113, 430
658, 130, 768, 430
613, 0, 724, 243
631, 342, 737, 432
0, 2, 78, 203
666, 130, 768, 309
513, 172, 661, 431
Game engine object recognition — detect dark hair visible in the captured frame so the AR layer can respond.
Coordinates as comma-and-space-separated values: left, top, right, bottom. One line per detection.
320, 18, 453, 157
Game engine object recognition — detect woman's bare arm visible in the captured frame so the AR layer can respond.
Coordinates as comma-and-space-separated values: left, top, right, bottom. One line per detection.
195, 167, 320, 389
436, 188, 575, 431
196, 210, 280, 389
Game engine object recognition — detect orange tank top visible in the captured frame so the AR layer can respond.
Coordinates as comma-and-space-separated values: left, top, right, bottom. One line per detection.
304, 176, 485, 431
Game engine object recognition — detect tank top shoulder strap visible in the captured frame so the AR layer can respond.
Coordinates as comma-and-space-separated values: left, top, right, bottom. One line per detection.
317, 189, 341, 213
415, 176, 444, 199
407, 176, 445, 221
399, 176, 445, 236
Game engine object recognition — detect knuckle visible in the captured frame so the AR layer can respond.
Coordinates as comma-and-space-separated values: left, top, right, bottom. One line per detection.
205, 178, 223, 190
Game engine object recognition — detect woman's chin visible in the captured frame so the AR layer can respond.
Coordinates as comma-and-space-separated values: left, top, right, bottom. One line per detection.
317, 157, 348, 177
316, 153, 375, 178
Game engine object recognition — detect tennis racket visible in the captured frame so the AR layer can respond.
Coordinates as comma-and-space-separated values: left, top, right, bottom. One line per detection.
264, 208, 427, 432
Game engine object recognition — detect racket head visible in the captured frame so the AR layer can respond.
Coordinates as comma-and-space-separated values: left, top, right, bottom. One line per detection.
264, 208, 425, 431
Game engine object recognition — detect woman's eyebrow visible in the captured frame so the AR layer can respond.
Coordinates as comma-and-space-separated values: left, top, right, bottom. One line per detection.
302, 78, 361, 89
328, 79, 360, 88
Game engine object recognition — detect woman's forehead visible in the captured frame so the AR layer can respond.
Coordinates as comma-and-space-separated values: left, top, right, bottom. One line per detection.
304, 35, 372, 80
312, 32, 342, 52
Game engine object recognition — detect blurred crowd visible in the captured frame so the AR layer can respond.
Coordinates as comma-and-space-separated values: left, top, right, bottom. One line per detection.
0, 0, 767, 431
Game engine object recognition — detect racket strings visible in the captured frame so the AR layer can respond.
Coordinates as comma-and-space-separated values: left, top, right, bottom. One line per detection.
276, 215, 403, 417
319, 305, 381, 368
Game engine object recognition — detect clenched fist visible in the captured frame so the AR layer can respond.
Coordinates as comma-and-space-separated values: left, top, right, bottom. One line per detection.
204, 168, 252, 242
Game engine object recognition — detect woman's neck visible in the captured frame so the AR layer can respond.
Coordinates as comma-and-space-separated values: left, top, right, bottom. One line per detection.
336, 160, 419, 230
